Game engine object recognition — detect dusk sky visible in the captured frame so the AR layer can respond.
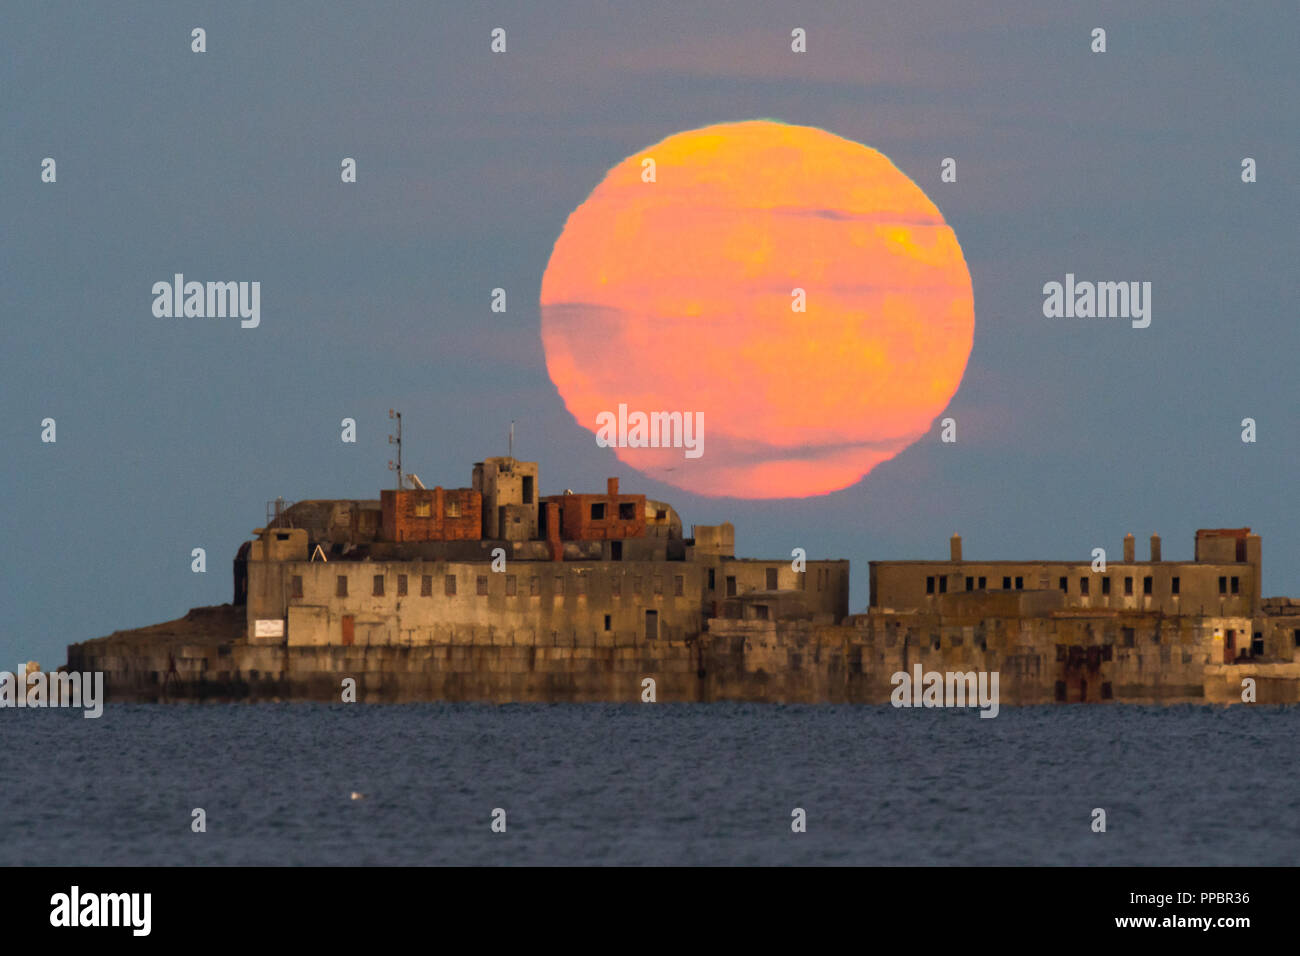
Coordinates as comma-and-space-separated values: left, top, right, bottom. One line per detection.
4, 1, 1297, 670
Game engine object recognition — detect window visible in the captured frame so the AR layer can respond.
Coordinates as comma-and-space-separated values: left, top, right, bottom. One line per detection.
655, 509, 667, 520
1143, 576, 1152, 595
1080, 577, 1090, 595
726, 576, 737, 597
708, 569, 715, 590
1219, 576, 1227, 595
645, 609, 659, 640
1002, 577, 1011, 589
965, 576, 974, 591
674, 575, 684, 596
275, 532, 289, 541
445, 500, 460, 518
1124, 576, 1133, 596
397, 574, 408, 596
1236, 539, 1247, 562
373, 575, 385, 596
1059, 577, 1068, 592
1102, 578, 1111, 596
590, 503, 606, 520
619, 502, 636, 520
755, 605, 769, 621
1231, 576, 1240, 594
767, 568, 778, 590
978, 576, 986, 589
522, 476, 534, 505
530, 576, 539, 596
1293, 628, 1300, 648
421, 574, 432, 596
938, 577, 947, 593
927, 576, 936, 594
603, 614, 611, 631
290, 575, 303, 599
445, 575, 457, 596
1171, 576, 1180, 595
506, 575, 517, 596
1123, 627, 1135, 647
1015, 577, 1023, 590
414, 501, 432, 518
336, 575, 348, 598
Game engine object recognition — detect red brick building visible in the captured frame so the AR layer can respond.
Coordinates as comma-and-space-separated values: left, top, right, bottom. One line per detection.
380, 488, 481, 542
541, 478, 645, 542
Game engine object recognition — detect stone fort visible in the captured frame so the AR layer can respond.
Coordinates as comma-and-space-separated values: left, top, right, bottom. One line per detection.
68, 457, 1300, 705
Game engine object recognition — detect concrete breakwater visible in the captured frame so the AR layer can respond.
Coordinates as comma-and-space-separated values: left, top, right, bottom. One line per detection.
65, 604, 1300, 706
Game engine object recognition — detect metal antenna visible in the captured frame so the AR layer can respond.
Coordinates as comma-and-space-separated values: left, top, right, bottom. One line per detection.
509, 419, 515, 460
387, 409, 402, 489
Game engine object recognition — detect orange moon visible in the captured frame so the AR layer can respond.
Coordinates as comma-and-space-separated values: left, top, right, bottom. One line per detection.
539, 120, 974, 499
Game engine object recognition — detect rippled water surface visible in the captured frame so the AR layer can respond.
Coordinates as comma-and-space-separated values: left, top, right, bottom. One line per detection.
2, 703, 1297, 865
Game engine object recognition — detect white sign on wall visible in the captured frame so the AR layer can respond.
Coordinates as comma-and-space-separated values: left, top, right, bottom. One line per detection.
254, 619, 285, 638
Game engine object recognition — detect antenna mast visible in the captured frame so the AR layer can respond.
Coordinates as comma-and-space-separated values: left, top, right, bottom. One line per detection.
509, 419, 515, 460
387, 409, 402, 489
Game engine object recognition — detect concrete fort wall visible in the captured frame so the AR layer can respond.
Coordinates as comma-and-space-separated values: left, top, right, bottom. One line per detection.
68, 604, 1271, 706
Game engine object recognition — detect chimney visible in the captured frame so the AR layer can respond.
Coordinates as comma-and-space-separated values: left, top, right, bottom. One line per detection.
1123, 533, 1135, 563
1150, 533, 1161, 562
949, 534, 962, 562
607, 477, 619, 499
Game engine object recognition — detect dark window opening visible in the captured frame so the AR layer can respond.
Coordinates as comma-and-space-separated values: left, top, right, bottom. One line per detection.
939, 577, 947, 593
372, 575, 385, 597
590, 502, 606, 520
1236, 539, 1247, 562
522, 476, 534, 505
1251, 632, 1264, 656
708, 569, 715, 590
965, 576, 974, 591
618, 502, 636, 520
644, 610, 658, 640
1171, 576, 1180, 595
604, 614, 611, 631
421, 574, 432, 596
336, 575, 348, 598
1219, 576, 1227, 594
1124, 577, 1133, 596
445, 575, 457, 596
755, 605, 769, 621
1102, 578, 1111, 596
1142, 576, 1152, 595
397, 574, 408, 597
1231, 576, 1240, 594
927, 576, 935, 594
1002, 577, 1011, 589
1059, 577, 1068, 592
978, 576, 986, 589
1080, 577, 1090, 595
1015, 576, 1023, 590
275, 532, 290, 541
611, 540, 622, 561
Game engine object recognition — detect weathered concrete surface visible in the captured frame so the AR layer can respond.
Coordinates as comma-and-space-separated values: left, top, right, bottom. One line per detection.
66, 604, 1298, 706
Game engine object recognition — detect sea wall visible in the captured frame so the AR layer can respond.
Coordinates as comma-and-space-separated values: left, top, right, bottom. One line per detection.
66, 603, 1290, 705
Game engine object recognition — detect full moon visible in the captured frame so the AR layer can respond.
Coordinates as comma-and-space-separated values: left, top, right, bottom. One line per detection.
539, 120, 974, 499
